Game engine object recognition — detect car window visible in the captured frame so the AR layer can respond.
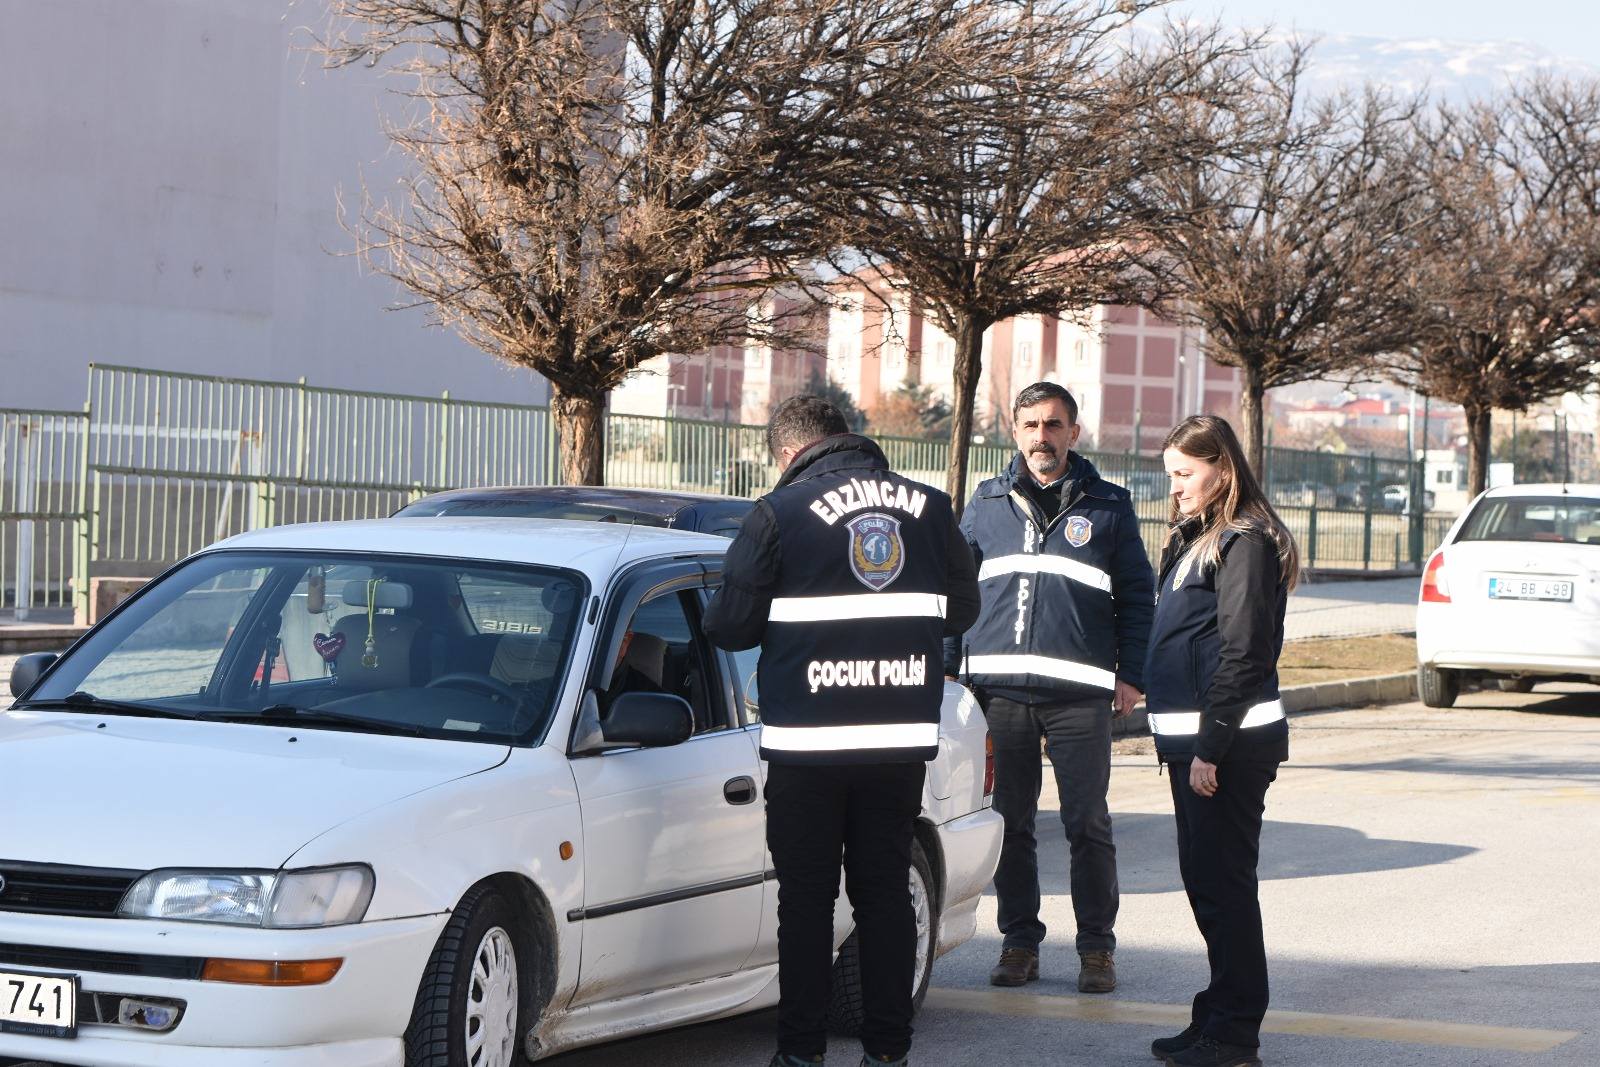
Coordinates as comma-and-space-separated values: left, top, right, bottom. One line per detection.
398, 497, 671, 526
730, 646, 760, 724
606, 591, 729, 734
1457, 497, 1600, 545
30, 551, 586, 744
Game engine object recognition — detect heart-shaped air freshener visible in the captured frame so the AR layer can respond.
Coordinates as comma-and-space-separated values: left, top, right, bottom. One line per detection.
313, 632, 347, 662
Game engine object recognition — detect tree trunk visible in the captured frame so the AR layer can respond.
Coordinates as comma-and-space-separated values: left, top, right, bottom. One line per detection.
553, 387, 605, 486
1238, 362, 1268, 479
1464, 402, 1493, 497
945, 314, 987, 516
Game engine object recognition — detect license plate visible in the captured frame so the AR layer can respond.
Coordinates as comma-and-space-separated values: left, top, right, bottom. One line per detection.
0, 968, 77, 1038
1487, 575, 1574, 602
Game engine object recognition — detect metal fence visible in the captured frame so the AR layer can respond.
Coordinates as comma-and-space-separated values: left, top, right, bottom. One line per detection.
2, 364, 1443, 621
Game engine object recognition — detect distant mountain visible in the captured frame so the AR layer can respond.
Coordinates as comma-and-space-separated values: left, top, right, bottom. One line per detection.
1265, 31, 1598, 100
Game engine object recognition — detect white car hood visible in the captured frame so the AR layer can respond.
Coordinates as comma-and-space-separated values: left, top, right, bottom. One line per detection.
0, 710, 508, 870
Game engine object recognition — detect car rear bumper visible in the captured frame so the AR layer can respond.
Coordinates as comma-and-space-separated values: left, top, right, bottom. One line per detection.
1425, 649, 1600, 676
935, 807, 1003, 919
0, 910, 445, 1067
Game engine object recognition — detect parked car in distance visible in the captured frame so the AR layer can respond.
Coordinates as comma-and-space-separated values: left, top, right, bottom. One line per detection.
1380, 484, 1436, 513
395, 485, 756, 537
1334, 481, 1373, 509
1, 518, 1002, 1067
1415, 484, 1600, 706
1275, 481, 1337, 508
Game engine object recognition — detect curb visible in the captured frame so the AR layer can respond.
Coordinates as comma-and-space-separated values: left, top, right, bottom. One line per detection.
0, 625, 89, 655
1112, 670, 1417, 739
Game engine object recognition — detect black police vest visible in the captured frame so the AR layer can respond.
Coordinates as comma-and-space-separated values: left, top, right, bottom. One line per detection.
1145, 528, 1288, 761
757, 441, 954, 765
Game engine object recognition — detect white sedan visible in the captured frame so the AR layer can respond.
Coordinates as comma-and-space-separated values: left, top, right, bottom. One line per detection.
1416, 483, 1600, 705
0, 518, 1001, 1067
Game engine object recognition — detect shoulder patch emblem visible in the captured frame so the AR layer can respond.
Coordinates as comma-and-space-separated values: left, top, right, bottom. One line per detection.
1065, 515, 1093, 548
847, 512, 905, 591
1173, 554, 1193, 590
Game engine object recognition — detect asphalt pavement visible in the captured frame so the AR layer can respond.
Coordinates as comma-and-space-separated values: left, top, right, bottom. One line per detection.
6, 684, 1599, 1066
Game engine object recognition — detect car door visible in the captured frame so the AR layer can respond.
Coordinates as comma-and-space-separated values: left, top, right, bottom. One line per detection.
567, 562, 766, 1005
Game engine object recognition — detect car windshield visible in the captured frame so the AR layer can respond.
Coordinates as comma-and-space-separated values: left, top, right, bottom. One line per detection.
397, 497, 673, 526
1457, 496, 1600, 545
24, 551, 586, 744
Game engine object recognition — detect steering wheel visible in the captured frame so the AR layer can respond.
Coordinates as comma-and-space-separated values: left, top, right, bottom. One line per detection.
425, 672, 523, 708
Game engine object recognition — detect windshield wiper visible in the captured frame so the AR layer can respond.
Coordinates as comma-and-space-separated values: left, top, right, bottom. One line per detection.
16, 691, 201, 720
198, 703, 425, 737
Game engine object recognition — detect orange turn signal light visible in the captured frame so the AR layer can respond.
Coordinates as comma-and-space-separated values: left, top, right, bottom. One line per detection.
201, 957, 344, 986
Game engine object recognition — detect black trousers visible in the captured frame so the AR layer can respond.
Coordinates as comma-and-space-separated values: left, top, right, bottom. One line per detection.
985, 694, 1118, 954
1168, 757, 1279, 1049
764, 760, 926, 1061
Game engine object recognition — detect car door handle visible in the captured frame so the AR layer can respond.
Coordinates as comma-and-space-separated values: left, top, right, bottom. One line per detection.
723, 775, 757, 805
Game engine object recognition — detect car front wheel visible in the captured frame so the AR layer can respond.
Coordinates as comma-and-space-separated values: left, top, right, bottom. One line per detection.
407, 886, 530, 1067
827, 839, 938, 1036
1418, 663, 1460, 708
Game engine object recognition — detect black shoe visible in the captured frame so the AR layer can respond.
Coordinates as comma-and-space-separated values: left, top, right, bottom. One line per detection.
1151, 1024, 1203, 1059
861, 1057, 908, 1066
770, 1056, 824, 1066
1165, 1036, 1262, 1066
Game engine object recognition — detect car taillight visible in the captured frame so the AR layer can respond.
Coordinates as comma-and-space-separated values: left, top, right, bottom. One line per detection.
1421, 551, 1451, 603
983, 733, 995, 797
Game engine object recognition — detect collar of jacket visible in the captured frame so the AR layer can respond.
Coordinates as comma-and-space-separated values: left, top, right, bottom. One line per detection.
980, 450, 1105, 501
774, 433, 891, 490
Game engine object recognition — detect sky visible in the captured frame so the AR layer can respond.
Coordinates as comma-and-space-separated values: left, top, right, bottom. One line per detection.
1171, 0, 1600, 68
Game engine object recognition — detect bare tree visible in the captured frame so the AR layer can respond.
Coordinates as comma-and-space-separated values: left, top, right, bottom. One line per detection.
1144, 42, 1428, 475
323, 0, 976, 483
1385, 77, 1600, 496
821, 2, 1252, 509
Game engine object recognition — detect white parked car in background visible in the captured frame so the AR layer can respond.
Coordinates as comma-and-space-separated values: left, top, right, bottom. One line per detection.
0, 518, 1002, 1067
1416, 484, 1600, 706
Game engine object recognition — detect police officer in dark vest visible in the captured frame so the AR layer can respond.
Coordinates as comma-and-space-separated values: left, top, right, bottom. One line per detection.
1144, 415, 1297, 1067
945, 381, 1154, 994
704, 395, 979, 1067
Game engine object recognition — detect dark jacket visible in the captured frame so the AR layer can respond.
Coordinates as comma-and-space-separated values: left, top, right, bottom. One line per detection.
703, 434, 980, 764
943, 452, 1155, 706
1144, 519, 1290, 764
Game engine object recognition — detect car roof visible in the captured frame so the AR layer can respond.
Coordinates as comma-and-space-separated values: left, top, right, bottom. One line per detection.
405, 485, 746, 517
1483, 483, 1600, 499
210, 517, 726, 582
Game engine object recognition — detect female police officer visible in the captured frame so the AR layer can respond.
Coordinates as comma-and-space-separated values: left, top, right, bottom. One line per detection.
1143, 415, 1299, 1067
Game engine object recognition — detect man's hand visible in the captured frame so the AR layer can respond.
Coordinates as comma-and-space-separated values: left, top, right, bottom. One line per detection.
1189, 757, 1219, 798
1112, 680, 1141, 719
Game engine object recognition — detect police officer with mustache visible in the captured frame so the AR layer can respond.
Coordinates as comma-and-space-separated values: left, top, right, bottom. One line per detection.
945, 382, 1155, 994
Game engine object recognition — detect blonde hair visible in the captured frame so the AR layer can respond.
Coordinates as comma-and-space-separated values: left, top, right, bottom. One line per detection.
1164, 415, 1300, 591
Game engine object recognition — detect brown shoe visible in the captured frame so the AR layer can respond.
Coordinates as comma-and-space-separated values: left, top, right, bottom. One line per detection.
988, 947, 1039, 986
1078, 950, 1116, 993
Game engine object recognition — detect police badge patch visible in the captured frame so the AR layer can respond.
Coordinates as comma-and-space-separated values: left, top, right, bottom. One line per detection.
1065, 515, 1093, 548
847, 512, 905, 590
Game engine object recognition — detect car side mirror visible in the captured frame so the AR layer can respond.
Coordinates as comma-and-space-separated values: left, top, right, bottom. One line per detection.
601, 692, 694, 747
10, 652, 60, 698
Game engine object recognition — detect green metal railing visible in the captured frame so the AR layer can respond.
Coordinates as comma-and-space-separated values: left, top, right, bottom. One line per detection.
0, 364, 1442, 620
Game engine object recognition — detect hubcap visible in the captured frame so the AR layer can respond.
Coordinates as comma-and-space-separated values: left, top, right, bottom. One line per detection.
909, 864, 932, 994
465, 926, 518, 1067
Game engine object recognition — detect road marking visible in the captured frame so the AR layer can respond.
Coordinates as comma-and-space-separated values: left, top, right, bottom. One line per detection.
926, 988, 1578, 1054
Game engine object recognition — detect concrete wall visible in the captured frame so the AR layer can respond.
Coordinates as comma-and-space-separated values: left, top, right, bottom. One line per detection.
0, 0, 548, 410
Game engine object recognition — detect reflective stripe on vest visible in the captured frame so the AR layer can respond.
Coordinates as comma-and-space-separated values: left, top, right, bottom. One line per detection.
962, 653, 1116, 691
976, 553, 1112, 593
768, 592, 948, 623
1147, 699, 1286, 736
760, 721, 940, 752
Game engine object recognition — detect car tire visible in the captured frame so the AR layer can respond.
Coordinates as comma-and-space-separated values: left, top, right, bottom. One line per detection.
1496, 677, 1535, 694
1418, 663, 1460, 708
827, 838, 938, 1037
406, 886, 531, 1067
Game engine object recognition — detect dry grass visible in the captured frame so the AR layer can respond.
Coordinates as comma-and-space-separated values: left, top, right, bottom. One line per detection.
1278, 633, 1417, 687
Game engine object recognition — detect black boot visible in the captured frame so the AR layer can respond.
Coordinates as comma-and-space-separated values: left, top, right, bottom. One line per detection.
769, 1055, 824, 1066
1165, 1036, 1262, 1066
1150, 1023, 1203, 1059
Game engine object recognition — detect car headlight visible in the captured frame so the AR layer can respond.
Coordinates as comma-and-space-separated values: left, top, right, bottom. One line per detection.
118, 865, 374, 928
